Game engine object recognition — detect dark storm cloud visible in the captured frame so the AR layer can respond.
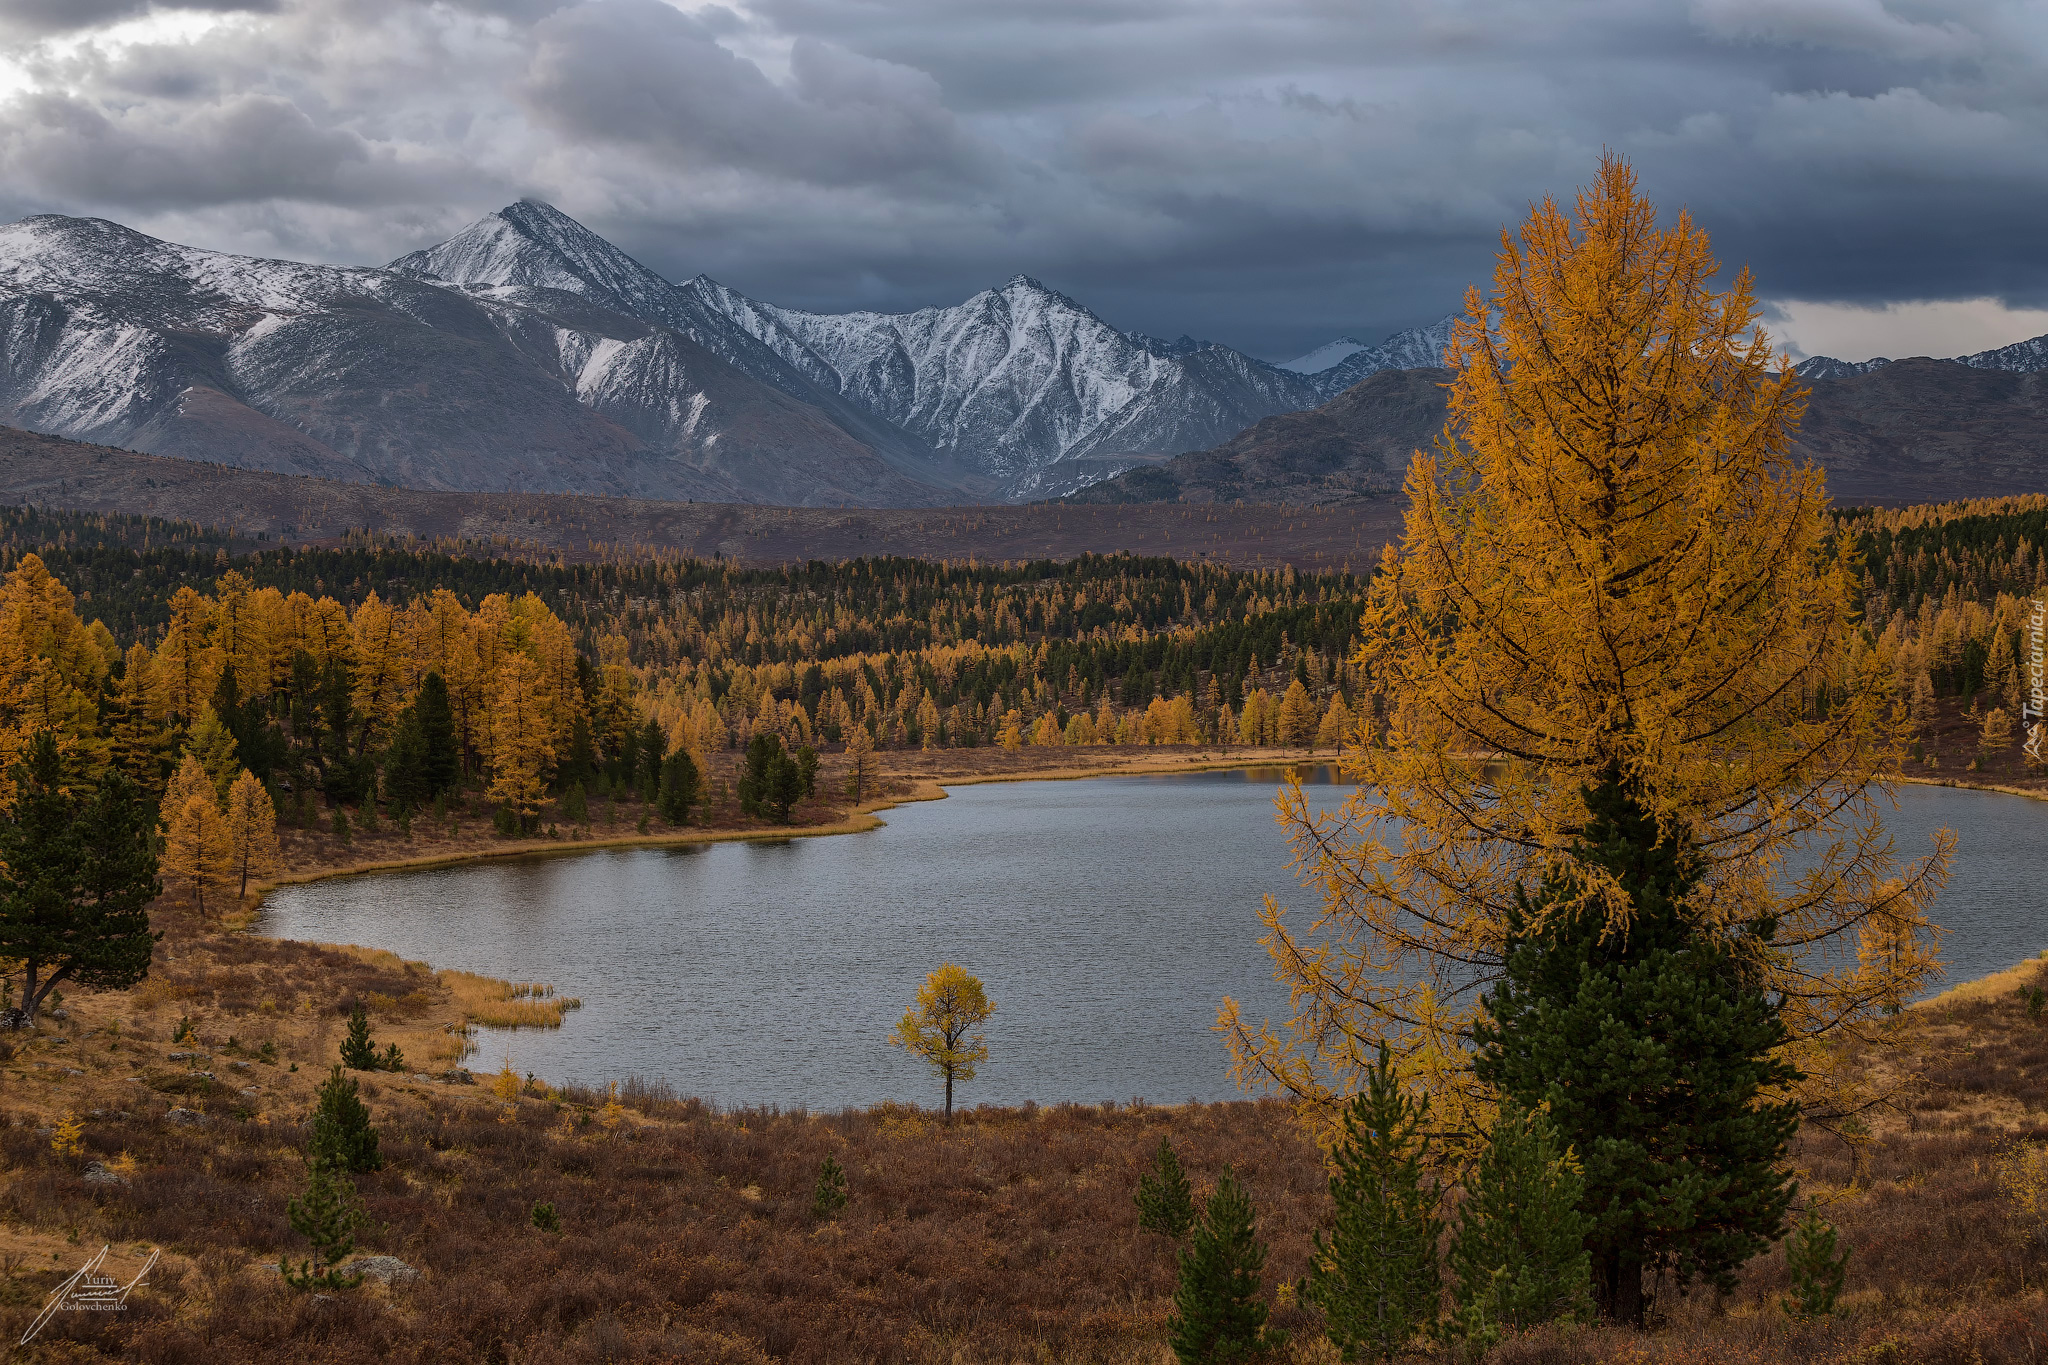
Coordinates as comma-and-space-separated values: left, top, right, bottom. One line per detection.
521, 0, 986, 188
0, 0, 2043, 359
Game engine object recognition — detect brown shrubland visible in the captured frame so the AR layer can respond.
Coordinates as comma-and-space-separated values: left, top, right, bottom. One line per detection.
2, 891, 2045, 1362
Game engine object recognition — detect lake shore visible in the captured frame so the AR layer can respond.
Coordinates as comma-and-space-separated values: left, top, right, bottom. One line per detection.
239, 738, 2045, 912
237, 743, 1334, 908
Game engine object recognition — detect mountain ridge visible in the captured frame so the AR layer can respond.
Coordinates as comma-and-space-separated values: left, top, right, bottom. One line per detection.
679, 270, 1324, 499
1075, 354, 2048, 507
0, 211, 951, 506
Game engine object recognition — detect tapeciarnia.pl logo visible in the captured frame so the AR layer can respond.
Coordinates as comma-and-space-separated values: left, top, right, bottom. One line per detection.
2025, 598, 2047, 763
19, 1244, 160, 1345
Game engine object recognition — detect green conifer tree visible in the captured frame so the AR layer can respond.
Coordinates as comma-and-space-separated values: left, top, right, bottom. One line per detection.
1473, 773, 1802, 1325
657, 749, 699, 826
1136, 1137, 1198, 1240
812, 1156, 849, 1220
637, 719, 665, 804
0, 735, 161, 1025
1780, 1212, 1849, 1319
415, 672, 460, 794
1447, 1100, 1592, 1347
284, 1155, 365, 1291
1168, 1167, 1286, 1365
309, 1064, 383, 1174
381, 707, 431, 812
1306, 1043, 1442, 1362
338, 999, 379, 1070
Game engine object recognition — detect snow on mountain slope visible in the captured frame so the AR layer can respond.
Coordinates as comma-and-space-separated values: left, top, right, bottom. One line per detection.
1279, 338, 1368, 374
391, 202, 966, 494
684, 273, 1321, 498
1796, 331, 2048, 383
1302, 317, 1457, 399
1795, 355, 1893, 380
0, 213, 944, 505
1957, 334, 2048, 373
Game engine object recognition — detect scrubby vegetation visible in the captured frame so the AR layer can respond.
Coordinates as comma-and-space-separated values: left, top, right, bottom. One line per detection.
1, 897, 2043, 1362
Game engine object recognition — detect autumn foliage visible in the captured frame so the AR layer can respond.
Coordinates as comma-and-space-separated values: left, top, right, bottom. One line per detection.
1223, 158, 1949, 1132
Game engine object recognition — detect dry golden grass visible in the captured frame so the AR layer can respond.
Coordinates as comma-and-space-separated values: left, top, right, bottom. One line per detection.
436, 967, 582, 1028
1921, 946, 2048, 1006
3, 898, 2047, 1363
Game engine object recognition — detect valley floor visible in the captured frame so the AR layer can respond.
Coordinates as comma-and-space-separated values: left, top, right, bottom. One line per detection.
4, 744, 2045, 1362
1, 893, 2043, 1362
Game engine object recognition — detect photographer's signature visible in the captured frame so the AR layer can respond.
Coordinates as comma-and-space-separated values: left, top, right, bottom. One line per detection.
20, 1245, 159, 1344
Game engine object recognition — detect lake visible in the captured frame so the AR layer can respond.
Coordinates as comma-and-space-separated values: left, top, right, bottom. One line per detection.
258, 772, 2045, 1111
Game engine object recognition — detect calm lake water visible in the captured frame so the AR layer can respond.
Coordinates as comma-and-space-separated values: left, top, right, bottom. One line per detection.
258, 772, 2045, 1111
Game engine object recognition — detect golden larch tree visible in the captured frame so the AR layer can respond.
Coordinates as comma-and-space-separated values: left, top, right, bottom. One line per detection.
844, 725, 878, 801
185, 709, 241, 804
224, 768, 281, 901
488, 653, 555, 828
155, 586, 219, 723
890, 963, 996, 1120
1277, 678, 1318, 746
164, 790, 235, 919
1221, 157, 1947, 1133
1314, 694, 1354, 752
161, 753, 215, 825
349, 591, 404, 752
212, 570, 273, 700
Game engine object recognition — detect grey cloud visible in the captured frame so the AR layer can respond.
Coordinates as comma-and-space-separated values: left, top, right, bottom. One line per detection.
2, 0, 2046, 359
521, 0, 985, 189
0, 0, 278, 39
1691, 0, 1981, 60
0, 92, 367, 208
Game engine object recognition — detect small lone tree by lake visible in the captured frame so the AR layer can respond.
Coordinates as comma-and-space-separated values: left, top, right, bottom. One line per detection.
890, 963, 994, 1120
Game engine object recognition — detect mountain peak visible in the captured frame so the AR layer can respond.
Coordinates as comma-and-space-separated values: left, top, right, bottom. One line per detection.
1292, 316, 1457, 397
388, 201, 674, 315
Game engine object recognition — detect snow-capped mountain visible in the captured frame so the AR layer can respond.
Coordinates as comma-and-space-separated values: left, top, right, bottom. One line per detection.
387, 202, 971, 494
679, 273, 1322, 498
1794, 355, 1893, 380
0, 200, 1442, 507
1289, 318, 1457, 400
1797, 332, 2048, 382
1279, 338, 1372, 374
0, 212, 944, 506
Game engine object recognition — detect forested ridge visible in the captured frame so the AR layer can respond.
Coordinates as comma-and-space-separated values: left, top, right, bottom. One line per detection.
5, 491, 2048, 856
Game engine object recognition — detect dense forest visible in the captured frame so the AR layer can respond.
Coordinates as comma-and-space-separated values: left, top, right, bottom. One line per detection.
3, 489, 2045, 852
0, 507, 1374, 861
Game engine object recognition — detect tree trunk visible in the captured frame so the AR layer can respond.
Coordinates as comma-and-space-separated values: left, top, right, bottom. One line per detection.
1595, 1248, 1646, 1326
944, 1072, 953, 1122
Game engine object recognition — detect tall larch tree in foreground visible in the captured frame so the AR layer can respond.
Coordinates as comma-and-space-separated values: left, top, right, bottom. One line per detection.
1219, 158, 1948, 1307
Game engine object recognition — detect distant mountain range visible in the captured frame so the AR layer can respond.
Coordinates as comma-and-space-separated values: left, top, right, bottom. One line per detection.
1078, 355, 2048, 508
5, 198, 2048, 510
1795, 334, 2048, 382
0, 200, 1453, 507
1278, 317, 1458, 399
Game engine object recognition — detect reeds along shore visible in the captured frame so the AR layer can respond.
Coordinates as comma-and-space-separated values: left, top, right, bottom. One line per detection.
1, 878, 2045, 1363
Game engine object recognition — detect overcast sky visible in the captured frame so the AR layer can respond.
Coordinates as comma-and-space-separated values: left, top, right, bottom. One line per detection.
1, 0, 2044, 363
